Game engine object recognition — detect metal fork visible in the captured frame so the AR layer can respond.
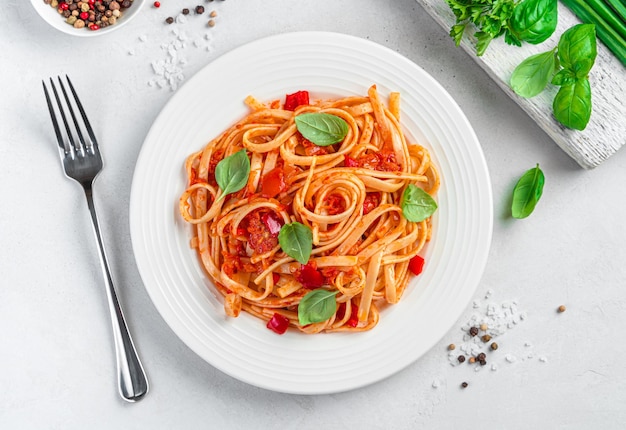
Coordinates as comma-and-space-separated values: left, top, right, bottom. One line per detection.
42, 76, 148, 402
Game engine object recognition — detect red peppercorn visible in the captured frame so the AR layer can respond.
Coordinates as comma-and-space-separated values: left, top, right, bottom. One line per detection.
89, 24, 100, 30
59, 2, 69, 10
153, 1, 161, 7
80, 11, 89, 19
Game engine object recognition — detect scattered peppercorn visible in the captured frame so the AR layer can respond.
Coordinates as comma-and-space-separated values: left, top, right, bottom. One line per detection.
165, 16, 174, 24
207, 19, 216, 27
461, 382, 468, 388
557, 305, 566, 313
209, 9, 217, 17
490, 342, 499, 351
457, 355, 466, 363
481, 334, 492, 343
469, 326, 479, 337
468, 357, 476, 364
182, 8, 190, 14
448, 343, 456, 351
153, 1, 160, 7
480, 323, 488, 331
195, 5, 205, 14
477, 352, 486, 362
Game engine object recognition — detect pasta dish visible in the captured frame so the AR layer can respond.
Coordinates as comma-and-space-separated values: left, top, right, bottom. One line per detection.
179, 85, 439, 334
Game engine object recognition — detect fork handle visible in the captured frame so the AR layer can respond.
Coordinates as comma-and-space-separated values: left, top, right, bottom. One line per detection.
84, 184, 149, 402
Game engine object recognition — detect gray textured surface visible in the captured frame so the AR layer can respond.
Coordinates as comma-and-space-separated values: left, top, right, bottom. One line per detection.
2, 0, 626, 428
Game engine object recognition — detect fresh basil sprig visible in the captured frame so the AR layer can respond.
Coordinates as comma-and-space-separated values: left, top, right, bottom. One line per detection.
509, 0, 558, 45
278, 222, 313, 264
510, 49, 558, 98
511, 164, 545, 219
401, 184, 438, 222
298, 289, 338, 326
445, 0, 557, 56
214, 149, 251, 201
295, 112, 349, 146
510, 24, 597, 130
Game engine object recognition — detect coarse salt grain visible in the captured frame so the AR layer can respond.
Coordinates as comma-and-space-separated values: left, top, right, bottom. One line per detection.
432, 379, 441, 388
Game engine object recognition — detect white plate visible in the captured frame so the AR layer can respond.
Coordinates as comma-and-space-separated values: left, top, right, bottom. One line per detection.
130, 31, 493, 395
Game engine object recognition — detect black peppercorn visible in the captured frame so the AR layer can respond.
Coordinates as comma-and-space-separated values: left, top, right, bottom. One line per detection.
457, 355, 466, 363
195, 5, 205, 14
469, 326, 479, 337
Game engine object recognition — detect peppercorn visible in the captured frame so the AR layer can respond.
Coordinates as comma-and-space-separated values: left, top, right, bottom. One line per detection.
461, 382, 468, 389
165, 16, 174, 24
557, 305, 566, 313
195, 5, 205, 14
469, 326, 479, 337
480, 323, 488, 331
481, 334, 492, 343
182, 8, 190, 14
457, 355, 466, 363
490, 342, 499, 351
153, 1, 160, 7
448, 343, 456, 351
209, 9, 217, 17
468, 357, 476, 364
207, 19, 215, 27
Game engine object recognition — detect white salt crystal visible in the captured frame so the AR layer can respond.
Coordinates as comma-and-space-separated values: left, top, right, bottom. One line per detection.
432, 379, 441, 388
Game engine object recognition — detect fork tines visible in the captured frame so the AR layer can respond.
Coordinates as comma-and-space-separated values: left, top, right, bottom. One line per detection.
42, 76, 98, 158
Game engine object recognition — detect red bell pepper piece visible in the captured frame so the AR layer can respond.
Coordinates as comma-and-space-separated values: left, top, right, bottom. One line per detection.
266, 313, 290, 334
261, 167, 287, 198
284, 90, 310, 111
408, 255, 425, 276
297, 262, 324, 288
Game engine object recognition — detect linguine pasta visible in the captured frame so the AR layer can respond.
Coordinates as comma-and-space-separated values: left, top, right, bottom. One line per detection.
179, 85, 439, 334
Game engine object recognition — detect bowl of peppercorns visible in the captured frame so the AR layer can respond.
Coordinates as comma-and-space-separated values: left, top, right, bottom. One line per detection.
31, 0, 146, 36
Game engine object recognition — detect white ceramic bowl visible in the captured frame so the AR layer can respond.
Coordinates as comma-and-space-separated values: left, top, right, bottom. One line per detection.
30, 0, 145, 37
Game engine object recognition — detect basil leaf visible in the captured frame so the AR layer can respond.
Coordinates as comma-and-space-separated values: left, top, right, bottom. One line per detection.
214, 149, 250, 201
295, 113, 349, 146
511, 164, 545, 219
278, 222, 313, 264
298, 289, 338, 326
401, 184, 438, 222
510, 49, 557, 98
558, 24, 597, 74
553, 78, 592, 130
510, 0, 558, 44
551, 69, 576, 86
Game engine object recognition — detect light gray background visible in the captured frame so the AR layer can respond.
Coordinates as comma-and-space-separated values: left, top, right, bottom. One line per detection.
2, 0, 625, 428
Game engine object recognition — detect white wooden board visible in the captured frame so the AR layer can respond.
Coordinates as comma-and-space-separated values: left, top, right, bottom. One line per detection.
416, 0, 626, 169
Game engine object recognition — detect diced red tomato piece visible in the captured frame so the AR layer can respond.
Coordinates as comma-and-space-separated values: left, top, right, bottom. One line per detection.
261, 167, 287, 198
362, 192, 380, 215
344, 155, 359, 167
266, 313, 290, 334
408, 255, 425, 276
261, 211, 283, 236
297, 262, 325, 288
284, 90, 310, 111
246, 211, 278, 255
272, 272, 280, 284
